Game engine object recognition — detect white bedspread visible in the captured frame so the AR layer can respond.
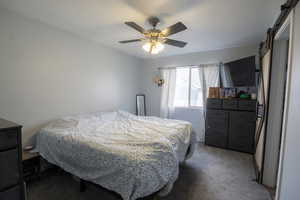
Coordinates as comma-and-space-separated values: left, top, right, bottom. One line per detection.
35, 111, 196, 200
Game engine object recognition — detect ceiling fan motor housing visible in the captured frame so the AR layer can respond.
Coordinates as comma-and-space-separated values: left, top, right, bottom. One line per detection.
148, 17, 160, 28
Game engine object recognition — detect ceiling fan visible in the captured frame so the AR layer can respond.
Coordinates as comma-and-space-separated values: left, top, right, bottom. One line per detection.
119, 17, 188, 54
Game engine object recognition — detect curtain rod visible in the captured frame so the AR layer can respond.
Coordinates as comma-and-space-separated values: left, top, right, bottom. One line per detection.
157, 62, 222, 70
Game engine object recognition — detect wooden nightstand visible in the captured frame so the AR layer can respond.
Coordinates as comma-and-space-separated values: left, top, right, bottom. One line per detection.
22, 151, 40, 182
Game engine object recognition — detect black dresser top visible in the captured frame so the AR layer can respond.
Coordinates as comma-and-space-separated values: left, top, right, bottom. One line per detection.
0, 118, 22, 130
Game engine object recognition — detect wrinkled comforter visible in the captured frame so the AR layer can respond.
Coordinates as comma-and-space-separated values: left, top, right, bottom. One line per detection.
35, 111, 196, 200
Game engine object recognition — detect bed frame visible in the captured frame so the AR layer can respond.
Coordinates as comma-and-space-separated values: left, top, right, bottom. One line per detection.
78, 178, 160, 200
40, 157, 160, 200
38, 138, 194, 200
38, 141, 194, 200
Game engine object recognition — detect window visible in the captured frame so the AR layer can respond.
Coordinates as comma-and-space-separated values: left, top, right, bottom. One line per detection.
190, 68, 203, 107
174, 68, 190, 107
174, 67, 203, 107
173, 66, 219, 108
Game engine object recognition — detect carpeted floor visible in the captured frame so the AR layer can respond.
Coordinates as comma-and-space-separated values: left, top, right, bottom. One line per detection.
27, 144, 271, 200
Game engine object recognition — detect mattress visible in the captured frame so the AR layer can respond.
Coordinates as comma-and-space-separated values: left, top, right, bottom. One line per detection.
35, 110, 196, 200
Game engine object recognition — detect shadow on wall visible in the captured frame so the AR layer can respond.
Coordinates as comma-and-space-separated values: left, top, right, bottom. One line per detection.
122, 0, 205, 26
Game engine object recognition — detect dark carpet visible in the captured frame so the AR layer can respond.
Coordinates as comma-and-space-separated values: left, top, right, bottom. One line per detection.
27, 144, 271, 200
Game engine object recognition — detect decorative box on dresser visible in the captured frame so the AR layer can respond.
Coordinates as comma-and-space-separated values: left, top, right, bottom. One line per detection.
205, 98, 257, 154
0, 119, 25, 200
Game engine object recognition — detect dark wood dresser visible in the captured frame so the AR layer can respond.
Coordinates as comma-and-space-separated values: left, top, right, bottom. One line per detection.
0, 119, 25, 200
205, 98, 257, 154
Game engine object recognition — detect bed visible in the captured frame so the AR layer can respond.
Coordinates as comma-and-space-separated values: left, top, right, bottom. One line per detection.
35, 110, 196, 200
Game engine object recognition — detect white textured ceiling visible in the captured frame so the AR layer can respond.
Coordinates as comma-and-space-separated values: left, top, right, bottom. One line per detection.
0, 0, 285, 58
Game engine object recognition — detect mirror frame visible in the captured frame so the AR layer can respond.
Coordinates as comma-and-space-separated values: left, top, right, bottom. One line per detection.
136, 94, 146, 116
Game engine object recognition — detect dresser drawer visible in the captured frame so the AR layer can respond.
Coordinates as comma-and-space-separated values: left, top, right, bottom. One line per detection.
205, 110, 228, 148
206, 98, 222, 109
222, 99, 238, 110
0, 185, 21, 200
230, 111, 256, 122
206, 110, 228, 127
228, 111, 255, 153
0, 149, 20, 190
238, 100, 257, 111
0, 129, 18, 151
205, 129, 228, 148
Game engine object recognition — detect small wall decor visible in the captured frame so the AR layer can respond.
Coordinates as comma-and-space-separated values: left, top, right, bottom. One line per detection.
153, 75, 165, 87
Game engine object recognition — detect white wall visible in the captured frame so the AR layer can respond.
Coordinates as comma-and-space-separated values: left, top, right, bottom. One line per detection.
0, 9, 143, 145
278, 4, 300, 200
140, 45, 259, 117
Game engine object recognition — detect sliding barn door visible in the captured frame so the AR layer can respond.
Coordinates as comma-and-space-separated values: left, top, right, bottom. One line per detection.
255, 50, 272, 182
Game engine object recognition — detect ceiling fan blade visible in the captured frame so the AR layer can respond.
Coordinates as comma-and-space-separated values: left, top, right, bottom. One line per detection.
164, 39, 187, 48
125, 22, 145, 34
161, 22, 187, 37
119, 39, 142, 43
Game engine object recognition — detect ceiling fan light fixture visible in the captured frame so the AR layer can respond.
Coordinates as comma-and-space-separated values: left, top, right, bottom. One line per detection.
142, 41, 164, 54
120, 18, 187, 54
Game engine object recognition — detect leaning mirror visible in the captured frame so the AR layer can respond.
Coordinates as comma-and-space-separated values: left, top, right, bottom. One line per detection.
136, 94, 146, 116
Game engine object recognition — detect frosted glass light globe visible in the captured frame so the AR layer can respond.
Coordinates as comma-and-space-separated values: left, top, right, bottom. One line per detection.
142, 42, 164, 54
